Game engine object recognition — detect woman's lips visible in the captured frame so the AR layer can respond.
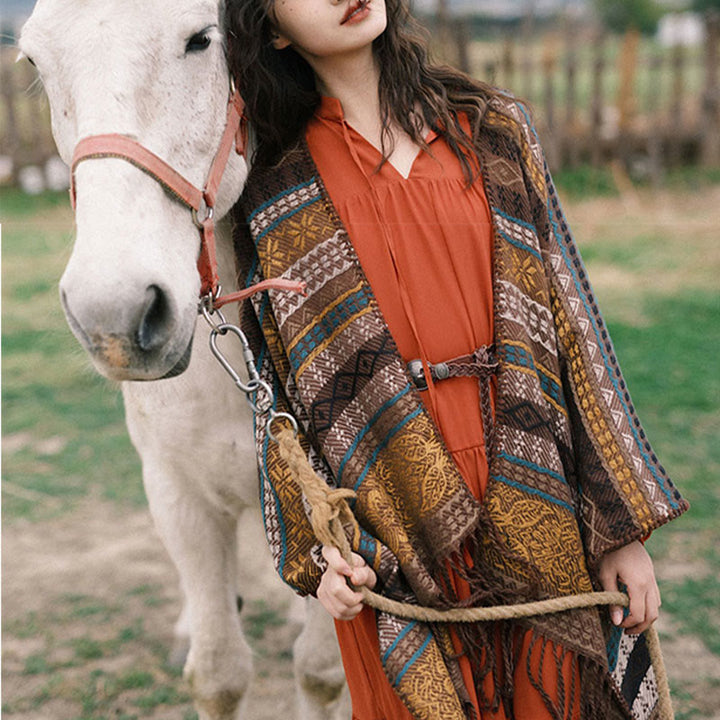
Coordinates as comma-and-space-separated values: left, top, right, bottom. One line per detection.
341, 0, 370, 25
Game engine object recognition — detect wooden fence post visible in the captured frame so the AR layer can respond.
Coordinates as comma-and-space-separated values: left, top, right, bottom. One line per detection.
616, 29, 640, 166
542, 35, 559, 169
668, 44, 686, 166
454, 18, 471, 74
433, 0, 453, 65
590, 30, 607, 167
519, 13, 536, 104
0, 50, 21, 183
646, 53, 664, 186
501, 37, 516, 93
563, 18, 580, 167
700, 12, 720, 168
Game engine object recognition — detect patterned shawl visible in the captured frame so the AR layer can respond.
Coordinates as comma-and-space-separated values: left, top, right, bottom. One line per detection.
232, 95, 688, 720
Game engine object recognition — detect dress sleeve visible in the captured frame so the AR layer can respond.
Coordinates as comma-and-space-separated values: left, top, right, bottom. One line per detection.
523, 137, 688, 568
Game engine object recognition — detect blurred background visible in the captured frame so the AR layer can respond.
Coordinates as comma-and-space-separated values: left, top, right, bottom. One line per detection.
2, 1, 719, 719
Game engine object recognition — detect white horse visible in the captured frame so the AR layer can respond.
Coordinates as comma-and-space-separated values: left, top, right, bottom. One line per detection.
19, 2, 348, 719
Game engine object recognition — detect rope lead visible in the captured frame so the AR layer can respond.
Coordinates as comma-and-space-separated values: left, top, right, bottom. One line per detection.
275, 426, 674, 719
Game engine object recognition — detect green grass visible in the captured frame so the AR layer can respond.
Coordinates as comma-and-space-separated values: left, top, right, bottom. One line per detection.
2, 189, 144, 519
243, 599, 286, 642
2, 185, 719, 716
554, 164, 720, 200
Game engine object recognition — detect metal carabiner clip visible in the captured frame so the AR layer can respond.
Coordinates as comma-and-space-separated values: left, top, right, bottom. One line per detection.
209, 323, 261, 394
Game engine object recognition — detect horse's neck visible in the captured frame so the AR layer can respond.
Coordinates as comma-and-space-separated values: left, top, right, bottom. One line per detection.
216, 216, 238, 294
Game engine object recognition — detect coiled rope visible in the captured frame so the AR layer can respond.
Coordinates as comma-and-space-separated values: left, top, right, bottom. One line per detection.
275, 427, 674, 719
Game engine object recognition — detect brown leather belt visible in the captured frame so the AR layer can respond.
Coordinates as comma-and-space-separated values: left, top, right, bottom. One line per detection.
407, 344, 498, 455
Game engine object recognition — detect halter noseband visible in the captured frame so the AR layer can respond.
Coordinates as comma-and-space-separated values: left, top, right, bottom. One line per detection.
69, 90, 248, 308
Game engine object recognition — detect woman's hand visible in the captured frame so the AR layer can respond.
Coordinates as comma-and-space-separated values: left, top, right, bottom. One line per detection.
598, 540, 661, 635
316, 546, 377, 621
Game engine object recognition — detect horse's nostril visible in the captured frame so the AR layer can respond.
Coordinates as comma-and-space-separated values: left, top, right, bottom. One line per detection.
137, 285, 172, 352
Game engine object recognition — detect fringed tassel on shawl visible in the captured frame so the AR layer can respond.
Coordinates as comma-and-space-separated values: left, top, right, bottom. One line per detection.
525, 632, 581, 720
439, 503, 544, 609
578, 654, 631, 720
428, 503, 551, 719
435, 622, 629, 720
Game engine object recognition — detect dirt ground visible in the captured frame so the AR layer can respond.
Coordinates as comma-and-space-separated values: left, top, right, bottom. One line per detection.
3, 494, 720, 719
2, 499, 310, 720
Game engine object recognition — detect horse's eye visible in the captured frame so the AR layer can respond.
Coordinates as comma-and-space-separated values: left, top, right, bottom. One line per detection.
185, 31, 211, 53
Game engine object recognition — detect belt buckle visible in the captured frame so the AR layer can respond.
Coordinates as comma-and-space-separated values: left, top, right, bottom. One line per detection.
407, 359, 427, 391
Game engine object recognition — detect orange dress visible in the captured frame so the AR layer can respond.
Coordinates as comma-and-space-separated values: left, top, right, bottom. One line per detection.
306, 97, 580, 720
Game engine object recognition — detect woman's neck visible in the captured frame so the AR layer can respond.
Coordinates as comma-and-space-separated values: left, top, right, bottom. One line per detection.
312, 50, 382, 138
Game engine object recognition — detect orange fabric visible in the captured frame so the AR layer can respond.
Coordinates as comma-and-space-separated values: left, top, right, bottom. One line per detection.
306, 97, 579, 720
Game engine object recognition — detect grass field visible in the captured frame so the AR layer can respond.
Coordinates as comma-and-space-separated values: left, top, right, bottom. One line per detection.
2, 178, 720, 719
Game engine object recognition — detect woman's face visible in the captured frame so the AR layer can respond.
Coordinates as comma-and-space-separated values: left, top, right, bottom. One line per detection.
271, 0, 387, 63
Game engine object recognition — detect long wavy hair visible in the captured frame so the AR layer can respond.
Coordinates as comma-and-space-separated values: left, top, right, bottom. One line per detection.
225, 0, 504, 181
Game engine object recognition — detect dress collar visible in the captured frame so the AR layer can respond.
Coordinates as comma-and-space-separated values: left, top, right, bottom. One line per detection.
315, 96, 439, 143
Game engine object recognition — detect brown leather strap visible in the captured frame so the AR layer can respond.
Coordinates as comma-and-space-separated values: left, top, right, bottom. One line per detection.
407, 345, 498, 455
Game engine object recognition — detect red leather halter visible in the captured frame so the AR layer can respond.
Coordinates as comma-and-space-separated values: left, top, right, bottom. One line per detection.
69, 90, 302, 310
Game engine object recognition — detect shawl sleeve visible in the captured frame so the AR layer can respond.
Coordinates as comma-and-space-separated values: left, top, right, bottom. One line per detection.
519, 120, 689, 567
233, 224, 328, 597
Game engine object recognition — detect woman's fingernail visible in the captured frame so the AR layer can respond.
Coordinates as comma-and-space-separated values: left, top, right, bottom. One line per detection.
611, 610, 623, 625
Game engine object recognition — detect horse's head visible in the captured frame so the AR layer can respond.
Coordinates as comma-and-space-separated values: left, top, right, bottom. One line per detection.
19, 0, 248, 381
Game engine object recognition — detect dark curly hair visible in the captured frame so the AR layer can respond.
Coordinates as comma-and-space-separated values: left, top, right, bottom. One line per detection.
225, 0, 504, 181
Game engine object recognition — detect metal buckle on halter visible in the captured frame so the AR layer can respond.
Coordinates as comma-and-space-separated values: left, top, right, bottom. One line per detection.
192, 198, 214, 228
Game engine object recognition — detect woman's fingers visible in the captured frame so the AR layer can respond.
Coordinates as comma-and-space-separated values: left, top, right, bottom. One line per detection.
599, 565, 625, 627
598, 541, 661, 635
317, 546, 376, 620
622, 584, 648, 633
623, 582, 660, 635
322, 545, 353, 576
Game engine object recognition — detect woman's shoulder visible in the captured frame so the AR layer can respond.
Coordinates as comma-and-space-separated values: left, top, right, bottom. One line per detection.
481, 89, 546, 183
240, 141, 319, 218
483, 88, 536, 139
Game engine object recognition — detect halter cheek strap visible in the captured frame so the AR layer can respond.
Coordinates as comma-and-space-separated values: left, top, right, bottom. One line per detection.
69, 90, 250, 303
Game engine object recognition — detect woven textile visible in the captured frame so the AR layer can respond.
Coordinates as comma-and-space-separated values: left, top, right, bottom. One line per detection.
233, 95, 688, 720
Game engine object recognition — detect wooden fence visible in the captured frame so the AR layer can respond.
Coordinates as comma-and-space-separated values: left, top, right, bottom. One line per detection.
0, 46, 56, 185
1, 13, 719, 187
437, 12, 720, 176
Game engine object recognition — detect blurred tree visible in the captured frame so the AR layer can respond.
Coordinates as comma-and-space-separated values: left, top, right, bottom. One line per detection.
594, 0, 663, 34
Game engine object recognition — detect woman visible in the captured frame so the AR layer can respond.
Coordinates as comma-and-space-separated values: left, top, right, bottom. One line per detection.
225, 1, 688, 718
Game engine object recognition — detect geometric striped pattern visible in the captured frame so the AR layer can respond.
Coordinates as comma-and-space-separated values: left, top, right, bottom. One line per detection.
234, 93, 688, 719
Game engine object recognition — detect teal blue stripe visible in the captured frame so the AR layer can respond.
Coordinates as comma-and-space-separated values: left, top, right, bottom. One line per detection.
382, 620, 417, 664
394, 632, 432, 686
497, 452, 567, 485
491, 474, 574, 513
518, 104, 542, 144
256, 196, 320, 244
337, 386, 412, 484
549, 201, 678, 507
247, 177, 317, 223
491, 206, 538, 233
352, 407, 422, 492
497, 228, 542, 261
257, 293, 269, 325
244, 256, 259, 288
